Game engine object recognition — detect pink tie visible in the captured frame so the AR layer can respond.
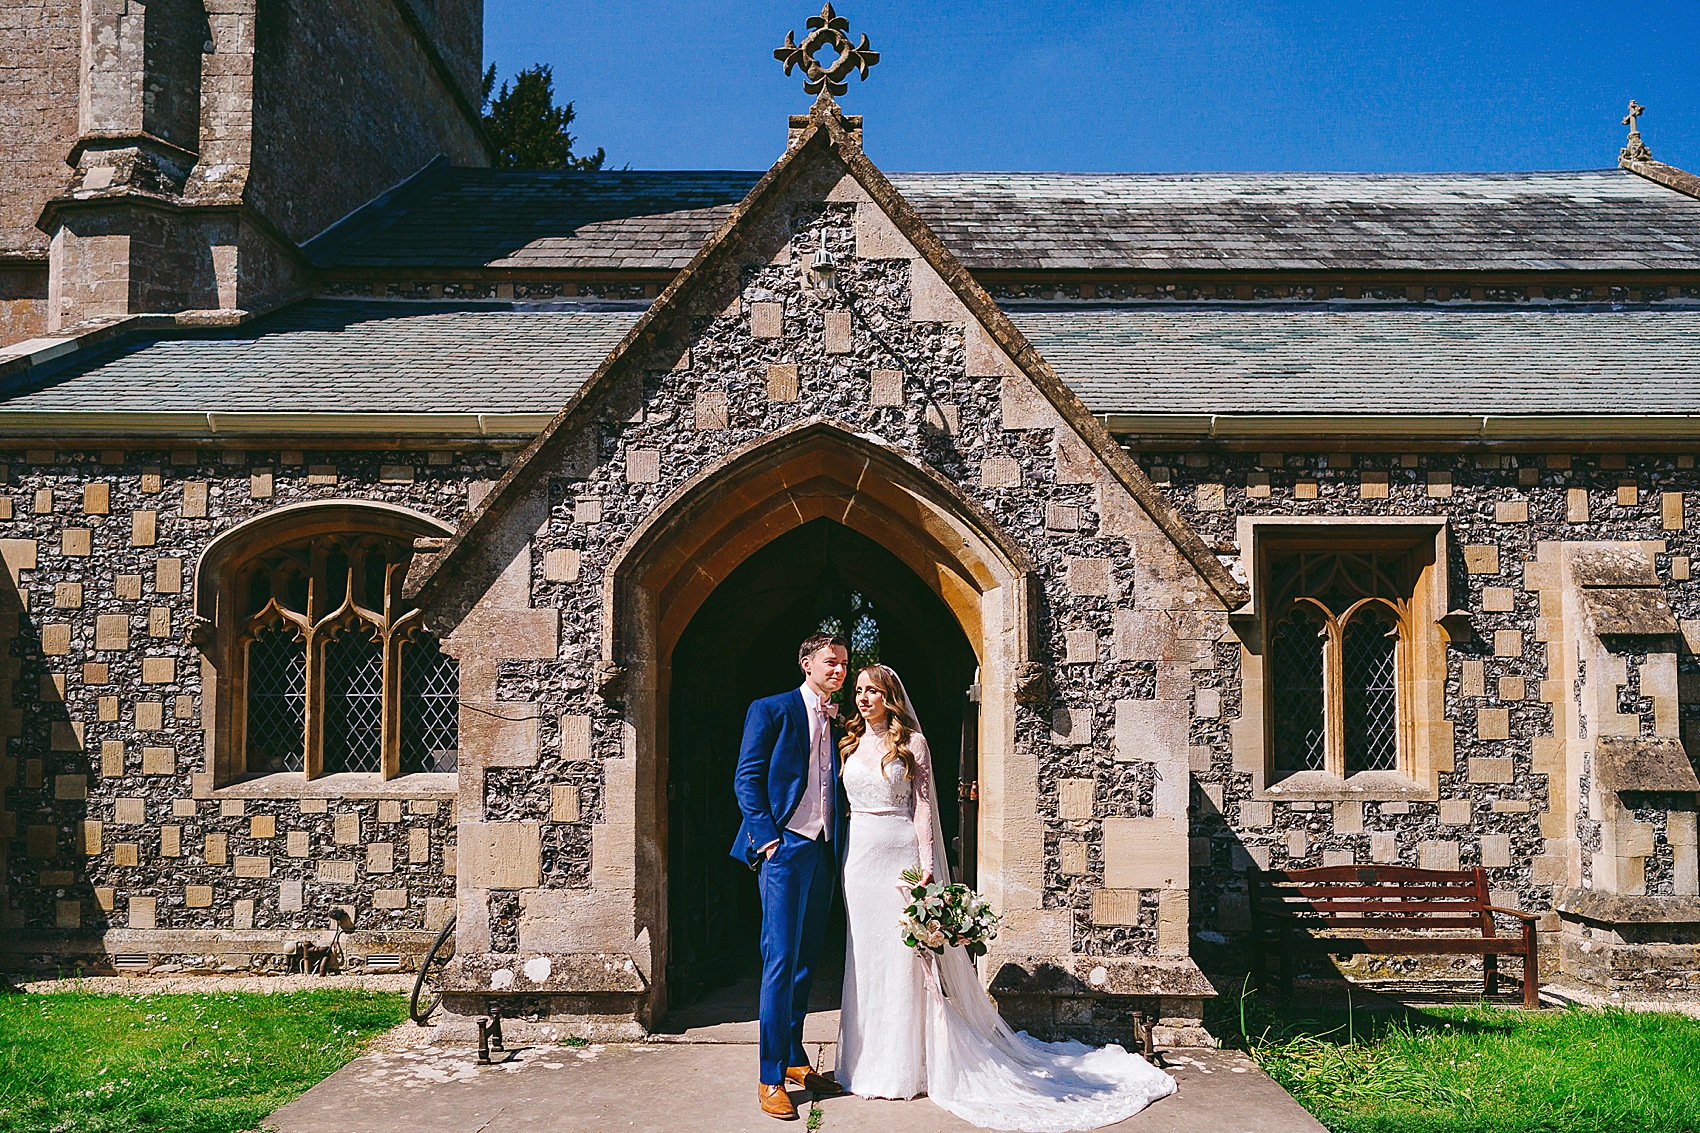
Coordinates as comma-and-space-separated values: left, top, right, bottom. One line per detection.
818, 709, 830, 835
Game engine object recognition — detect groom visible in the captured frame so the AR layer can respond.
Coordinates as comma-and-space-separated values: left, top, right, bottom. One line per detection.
731, 630, 852, 1120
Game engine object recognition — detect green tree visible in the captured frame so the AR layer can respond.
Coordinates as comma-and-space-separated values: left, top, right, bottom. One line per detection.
480, 64, 606, 171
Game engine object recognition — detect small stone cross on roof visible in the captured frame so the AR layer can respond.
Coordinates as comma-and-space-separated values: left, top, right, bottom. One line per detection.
1621, 100, 1652, 163
774, 3, 880, 97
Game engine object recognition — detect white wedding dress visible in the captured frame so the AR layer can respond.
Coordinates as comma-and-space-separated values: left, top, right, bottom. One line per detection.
836, 716, 1177, 1131
836, 731, 935, 1098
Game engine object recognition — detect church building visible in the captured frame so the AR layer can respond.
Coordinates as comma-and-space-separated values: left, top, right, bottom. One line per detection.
4, 2, 1700, 1045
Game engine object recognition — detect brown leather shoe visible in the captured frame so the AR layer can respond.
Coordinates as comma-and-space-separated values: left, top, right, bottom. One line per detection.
785, 1065, 845, 1096
759, 1083, 799, 1120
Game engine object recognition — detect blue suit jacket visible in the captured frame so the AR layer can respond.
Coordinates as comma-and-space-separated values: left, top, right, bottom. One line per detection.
730, 688, 849, 867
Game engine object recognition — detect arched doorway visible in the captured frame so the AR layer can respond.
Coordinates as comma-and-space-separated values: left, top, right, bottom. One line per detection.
607, 421, 1039, 1025
665, 519, 978, 1005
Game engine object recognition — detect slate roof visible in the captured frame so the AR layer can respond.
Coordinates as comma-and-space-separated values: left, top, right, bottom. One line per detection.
1013, 303, 1700, 415
6, 299, 1700, 419
307, 167, 1700, 274
308, 171, 763, 273
0, 302, 643, 414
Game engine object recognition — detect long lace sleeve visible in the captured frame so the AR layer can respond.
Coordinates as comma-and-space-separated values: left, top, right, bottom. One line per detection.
910, 731, 937, 879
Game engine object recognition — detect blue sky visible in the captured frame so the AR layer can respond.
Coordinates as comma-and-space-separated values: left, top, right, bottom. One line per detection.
484, 2, 1700, 173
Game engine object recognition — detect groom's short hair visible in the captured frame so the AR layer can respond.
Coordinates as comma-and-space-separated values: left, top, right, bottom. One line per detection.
798, 630, 850, 668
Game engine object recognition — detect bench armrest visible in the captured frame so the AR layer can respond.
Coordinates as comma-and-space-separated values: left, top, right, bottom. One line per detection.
1481, 905, 1538, 922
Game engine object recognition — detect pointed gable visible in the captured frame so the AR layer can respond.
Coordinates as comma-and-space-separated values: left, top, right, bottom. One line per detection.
406, 97, 1244, 615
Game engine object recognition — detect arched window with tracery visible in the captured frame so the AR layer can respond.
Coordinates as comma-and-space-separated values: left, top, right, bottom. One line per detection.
1266, 552, 1412, 781
198, 503, 459, 783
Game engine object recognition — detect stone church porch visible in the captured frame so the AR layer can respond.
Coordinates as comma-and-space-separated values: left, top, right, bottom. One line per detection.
397, 92, 1243, 1045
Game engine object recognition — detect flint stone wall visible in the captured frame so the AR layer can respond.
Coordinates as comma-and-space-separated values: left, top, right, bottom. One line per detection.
0, 446, 490, 968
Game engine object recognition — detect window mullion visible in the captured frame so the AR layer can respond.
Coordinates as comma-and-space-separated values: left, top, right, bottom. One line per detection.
1394, 624, 1410, 777
232, 623, 249, 781
304, 624, 326, 779
381, 631, 403, 779
1324, 619, 1347, 777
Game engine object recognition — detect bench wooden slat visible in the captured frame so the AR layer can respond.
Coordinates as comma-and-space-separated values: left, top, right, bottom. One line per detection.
1264, 898, 1489, 905
1267, 906, 1487, 920
1282, 938, 1531, 956
1257, 865, 1480, 883
1267, 885, 1481, 899
1271, 911, 1496, 925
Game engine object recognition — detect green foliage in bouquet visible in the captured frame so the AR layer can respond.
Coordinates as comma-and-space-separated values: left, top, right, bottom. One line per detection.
899, 868, 1001, 957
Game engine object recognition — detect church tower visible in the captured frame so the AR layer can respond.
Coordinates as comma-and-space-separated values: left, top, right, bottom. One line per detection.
1, 0, 491, 345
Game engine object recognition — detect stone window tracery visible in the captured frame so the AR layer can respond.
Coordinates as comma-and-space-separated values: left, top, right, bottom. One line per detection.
231, 530, 458, 780
1267, 551, 1413, 781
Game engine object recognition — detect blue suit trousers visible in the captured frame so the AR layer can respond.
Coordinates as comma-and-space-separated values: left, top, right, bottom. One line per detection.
757, 828, 837, 1085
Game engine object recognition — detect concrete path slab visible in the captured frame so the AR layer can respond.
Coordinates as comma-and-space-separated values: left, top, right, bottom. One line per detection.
265, 1038, 1328, 1133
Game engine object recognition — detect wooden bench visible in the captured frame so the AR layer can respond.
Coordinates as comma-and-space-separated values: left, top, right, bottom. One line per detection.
1248, 865, 1540, 1008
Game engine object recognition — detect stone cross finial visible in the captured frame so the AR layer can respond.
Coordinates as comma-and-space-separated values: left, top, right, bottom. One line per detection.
1621, 100, 1652, 163
774, 3, 880, 97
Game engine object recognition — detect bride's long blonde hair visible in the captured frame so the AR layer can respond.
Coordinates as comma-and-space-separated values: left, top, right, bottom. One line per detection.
838, 663, 918, 779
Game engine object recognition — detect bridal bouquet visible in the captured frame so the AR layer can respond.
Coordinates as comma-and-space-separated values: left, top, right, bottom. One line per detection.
899, 868, 1001, 957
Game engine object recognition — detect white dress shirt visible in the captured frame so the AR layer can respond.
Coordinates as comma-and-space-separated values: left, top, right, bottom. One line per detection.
785, 683, 835, 841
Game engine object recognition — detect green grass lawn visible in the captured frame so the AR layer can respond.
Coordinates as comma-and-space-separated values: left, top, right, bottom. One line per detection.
0, 989, 406, 1133
1218, 985, 1700, 1133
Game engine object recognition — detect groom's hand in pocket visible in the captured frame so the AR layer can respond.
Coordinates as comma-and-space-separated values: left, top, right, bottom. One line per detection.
760, 839, 779, 862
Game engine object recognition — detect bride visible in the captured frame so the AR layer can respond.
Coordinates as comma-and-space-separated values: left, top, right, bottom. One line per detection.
834, 664, 1176, 1131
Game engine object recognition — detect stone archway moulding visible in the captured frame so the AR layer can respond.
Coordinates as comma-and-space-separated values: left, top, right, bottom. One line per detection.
606, 417, 1040, 666
192, 498, 455, 626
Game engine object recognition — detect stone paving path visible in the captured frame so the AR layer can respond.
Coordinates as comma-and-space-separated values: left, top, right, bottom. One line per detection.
265, 1033, 1327, 1133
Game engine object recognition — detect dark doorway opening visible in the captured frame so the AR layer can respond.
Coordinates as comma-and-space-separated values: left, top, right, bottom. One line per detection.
663, 519, 978, 1012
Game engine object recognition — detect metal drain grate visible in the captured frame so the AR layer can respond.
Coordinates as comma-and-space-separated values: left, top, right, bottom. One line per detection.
113, 953, 151, 970
363, 953, 403, 970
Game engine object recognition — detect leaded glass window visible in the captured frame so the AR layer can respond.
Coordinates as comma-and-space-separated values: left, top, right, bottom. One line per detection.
1343, 609, 1399, 774
325, 628, 385, 774
1270, 606, 1327, 774
1266, 551, 1410, 780
246, 626, 306, 773
234, 530, 457, 779
819, 590, 880, 683
402, 636, 460, 774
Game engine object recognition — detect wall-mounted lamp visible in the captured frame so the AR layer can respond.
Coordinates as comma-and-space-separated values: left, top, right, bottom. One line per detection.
808, 245, 839, 296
